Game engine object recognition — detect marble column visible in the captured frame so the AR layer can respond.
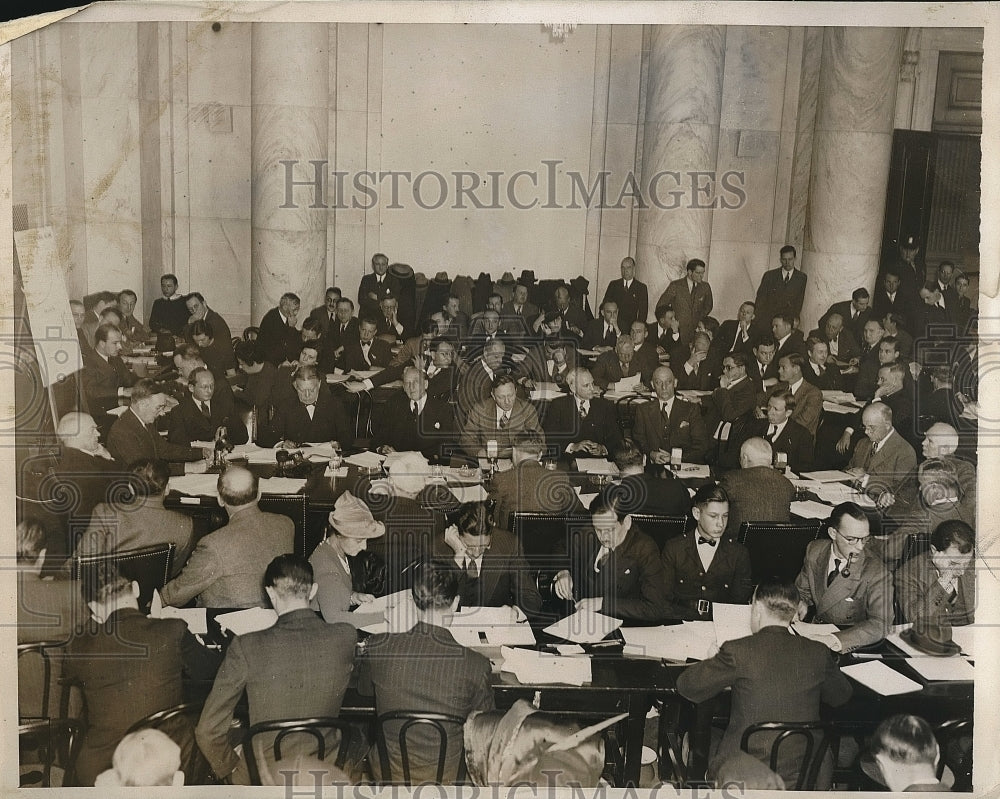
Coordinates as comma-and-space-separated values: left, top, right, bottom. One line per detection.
800, 28, 903, 330
636, 26, 725, 307
251, 23, 329, 324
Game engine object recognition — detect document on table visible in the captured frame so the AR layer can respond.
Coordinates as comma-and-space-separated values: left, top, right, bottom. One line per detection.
358, 590, 417, 635
106, 405, 129, 417
258, 477, 307, 495
712, 603, 752, 646
573, 486, 598, 507
346, 451, 386, 469
575, 458, 618, 475
676, 463, 711, 478
791, 621, 841, 639
326, 372, 351, 384
149, 590, 208, 634
621, 622, 717, 662
215, 607, 278, 636
530, 384, 565, 401
822, 401, 857, 415
801, 469, 855, 483
243, 445, 282, 464
167, 474, 221, 497
842, 661, 922, 695
449, 624, 536, 648
950, 626, 976, 659
613, 374, 643, 394
544, 609, 622, 644
906, 657, 975, 682
790, 500, 835, 519
499, 646, 592, 686
449, 484, 489, 504
812, 483, 876, 507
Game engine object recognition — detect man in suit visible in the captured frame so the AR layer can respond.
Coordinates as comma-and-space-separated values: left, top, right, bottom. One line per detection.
358, 252, 400, 319
183, 291, 233, 348
463, 309, 507, 363
116, 289, 151, 346
720, 438, 794, 539
148, 273, 189, 335
701, 352, 757, 438
802, 337, 842, 391
895, 519, 975, 628
257, 292, 302, 366
327, 298, 360, 360
487, 438, 580, 528
460, 374, 545, 459
372, 367, 456, 460
376, 295, 412, 343
78, 293, 116, 348
676, 583, 852, 785
82, 323, 137, 424
871, 268, 917, 327
916, 282, 955, 338
771, 313, 807, 364
648, 304, 689, 365
358, 561, 494, 784
195, 555, 357, 783
754, 245, 807, 335
107, 379, 210, 473
864, 715, 953, 793
795, 502, 893, 652
633, 366, 709, 464
437, 502, 544, 617
851, 319, 888, 401
339, 317, 394, 372
674, 331, 716, 391
810, 312, 860, 370
609, 439, 691, 517
17, 520, 79, 644
166, 366, 248, 447
746, 337, 778, 390
501, 282, 539, 335
188, 319, 237, 377
656, 258, 713, 342
846, 403, 918, 510
439, 294, 470, 341
591, 335, 645, 390
543, 367, 623, 456
457, 339, 507, 421
52, 411, 122, 524
880, 312, 914, 361
775, 352, 823, 437
259, 365, 352, 448
628, 321, 661, 385
65, 565, 194, 785
713, 301, 757, 359
933, 260, 959, 308
660, 484, 753, 620
308, 286, 342, 334
824, 288, 872, 343
582, 300, 622, 352
161, 466, 295, 608
602, 256, 649, 332
873, 363, 917, 446
553, 491, 669, 623
754, 390, 814, 473
543, 284, 586, 339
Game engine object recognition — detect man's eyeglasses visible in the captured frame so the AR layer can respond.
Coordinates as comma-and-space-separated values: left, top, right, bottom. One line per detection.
834, 529, 869, 545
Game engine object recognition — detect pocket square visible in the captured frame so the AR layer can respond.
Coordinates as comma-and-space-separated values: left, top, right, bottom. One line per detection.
680, 420, 690, 428
624, 569, 632, 575
844, 596, 854, 602
434, 422, 440, 429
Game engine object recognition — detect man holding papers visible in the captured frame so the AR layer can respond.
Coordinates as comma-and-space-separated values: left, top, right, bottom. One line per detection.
794, 502, 893, 652
676, 583, 852, 787
895, 519, 975, 628
552, 491, 668, 623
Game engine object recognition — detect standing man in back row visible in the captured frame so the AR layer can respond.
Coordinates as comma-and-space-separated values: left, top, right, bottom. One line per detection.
358, 252, 400, 320
656, 258, 713, 343
602, 257, 648, 332
754, 245, 807, 338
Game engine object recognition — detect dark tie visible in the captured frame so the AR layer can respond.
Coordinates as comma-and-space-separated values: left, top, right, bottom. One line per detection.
827, 558, 842, 587
551, 364, 561, 382
465, 558, 479, 579
200, 401, 211, 418
499, 414, 509, 430
661, 403, 671, 427
698, 537, 717, 548
411, 401, 418, 417
864, 441, 879, 470
766, 425, 776, 442
579, 400, 587, 419
783, 273, 790, 284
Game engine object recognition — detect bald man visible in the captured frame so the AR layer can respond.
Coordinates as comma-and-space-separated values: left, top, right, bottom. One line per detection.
51, 411, 122, 527
719, 437, 795, 538
161, 466, 294, 608
846, 403, 917, 512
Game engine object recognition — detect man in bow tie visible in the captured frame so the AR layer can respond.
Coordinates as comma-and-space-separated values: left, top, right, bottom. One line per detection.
660, 484, 753, 620
259, 365, 352, 449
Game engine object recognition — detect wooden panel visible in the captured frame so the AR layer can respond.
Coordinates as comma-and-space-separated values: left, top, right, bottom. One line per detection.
933, 52, 982, 132
926, 134, 981, 271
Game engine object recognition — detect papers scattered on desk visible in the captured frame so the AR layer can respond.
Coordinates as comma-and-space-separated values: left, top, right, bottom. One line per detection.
603, 391, 646, 401
325, 465, 350, 477
167, 474, 220, 497
842, 661, 922, 695
822, 391, 861, 405
358, 590, 417, 635
791, 620, 840, 639
791, 500, 835, 519
676, 463, 711, 478
712, 603, 752, 646
149, 590, 209, 634
530, 384, 565, 401
543, 609, 622, 644
907, 657, 975, 682
443, 466, 482, 483
811, 482, 875, 507
346, 451, 386, 469
242, 445, 283, 464
449, 484, 489, 504
449, 607, 536, 647
801, 469, 855, 483
575, 458, 618, 475
621, 622, 717, 662
949, 626, 976, 659
499, 646, 592, 686
823, 401, 857, 415
350, 369, 382, 379
215, 607, 278, 636
613, 374, 643, 394
326, 372, 351, 384
258, 477, 307, 495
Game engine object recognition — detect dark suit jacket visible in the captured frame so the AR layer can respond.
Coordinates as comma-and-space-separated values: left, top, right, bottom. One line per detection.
456, 360, 500, 419
676, 626, 852, 784
149, 296, 189, 335
581, 318, 622, 351
161, 505, 295, 608
632, 397, 709, 463
615, 472, 691, 518
895, 552, 975, 627
64, 609, 189, 785
308, 304, 338, 334
257, 307, 301, 366
195, 609, 356, 779
166, 392, 249, 447
185, 308, 233, 348
737, 417, 814, 474
358, 273, 401, 318
801, 359, 843, 391
825, 301, 870, 343
326, 317, 360, 353
107, 408, 205, 469
808, 326, 860, 365
339, 337, 394, 372
852, 345, 883, 401
359, 622, 494, 784
559, 527, 669, 623
656, 278, 712, 342
591, 351, 644, 390
795, 539, 893, 651
714, 319, 756, 356
542, 394, 623, 453
780, 378, 823, 436
847, 429, 917, 501
647, 322, 689, 360
719, 466, 795, 538
754, 268, 807, 324
674, 360, 715, 392
259, 390, 353, 448
660, 532, 753, 619
500, 301, 539, 332
53, 447, 124, 521
603, 278, 649, 331
702, 377, 757, 432
82, 350, 137, 418
372, 392, 456, 459
871, 287, 918, 327
488, 460, 580, 527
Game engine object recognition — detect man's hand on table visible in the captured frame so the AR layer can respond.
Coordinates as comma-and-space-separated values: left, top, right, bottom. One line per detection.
576, 597, 603, 613
569, 441, 607, 457
650, 449, 671, 466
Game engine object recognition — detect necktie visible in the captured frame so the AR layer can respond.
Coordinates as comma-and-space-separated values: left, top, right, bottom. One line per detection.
579, 400, 587, 419
465, 558, 479, 579
698, 537, 717, 547
827, 558, 842, 587
594, 545, 610, 572
362, 343, 371, 365
606, 325, 613, 339
783, 273, 789, 284
341, 324, 347, 333
411, 401, 418, 417
661, 402, 671, 427
767, 425, 776, 441
499, 414, 509, 430
852, 309, 858, 319
552, 364, 561, 382
515, 305, 522, 314
864, 441, 879, 470
200, 401, 211, 418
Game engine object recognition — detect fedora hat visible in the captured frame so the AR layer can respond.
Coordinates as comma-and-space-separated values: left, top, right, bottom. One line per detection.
389, 262, 414, 280
432, 271, 451, 285
414, 272, 429, 287
329, 491, 384, 539
900, 621, 961, 657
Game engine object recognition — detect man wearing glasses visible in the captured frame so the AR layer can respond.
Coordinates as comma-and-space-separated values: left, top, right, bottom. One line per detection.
794, 502, 892, 653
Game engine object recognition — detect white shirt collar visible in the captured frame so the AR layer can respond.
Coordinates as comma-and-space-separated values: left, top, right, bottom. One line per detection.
279, 310, 289, 325
496, 404, 511, 423
777, 333, 790, 348
789, 376, 804, 394
874, 428, 894, 450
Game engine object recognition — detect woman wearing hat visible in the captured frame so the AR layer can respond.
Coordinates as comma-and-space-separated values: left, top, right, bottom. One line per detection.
310, 491, 385, 624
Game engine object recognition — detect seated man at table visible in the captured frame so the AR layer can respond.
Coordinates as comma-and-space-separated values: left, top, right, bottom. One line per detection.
542, 367, 623, 457
259, 365, 352, 448
701, 351, 757, 438
460, 373, 545, 460
802, 336, 843, 391
195, 554, 357, 784
339, 317, 394, 372
862, 715, 953, 793
676, 582, 852, 786
372, 366, 456, 460
726, 389, 813, 473
771, 352, 823, 437
628, 321, 660, 384
674, 331, 716, 391
895, 519, 975, 627
166, 366, 249, 448
846, 403, 918, 512
82, 323, 137, 424
591, 334, 644, 391
234, 340, 279, 426
161, 466, 294, 608
53, 411, 122, 524
632, 366, 709, 465
487, 438, 579, 528
552, 491, 668, 623
358, 560, 495, 784
795, 501, 892, 652
660, 484, 753, 620
437, 502, 544, 617
719, 437, 794, 539
608, 439, 691, 517
188, 318, 237, 378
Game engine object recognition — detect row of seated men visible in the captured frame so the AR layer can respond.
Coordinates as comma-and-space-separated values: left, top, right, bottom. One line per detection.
17, 460, 975, 786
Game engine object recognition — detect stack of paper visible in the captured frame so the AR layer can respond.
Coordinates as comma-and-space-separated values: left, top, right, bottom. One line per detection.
791, 500, 835, 519
842, 661, 922, 695
326, 373, 351, 384
358, 590, 417, 635
575, 458, 618, 475
499, 646, 592, 686
801, 469, 854, 483
215, 607, 278, 636
167, 474, 220, 497
712, 603, 752, 646
530, 386, 565, 401
613, 374, 643, 394
149, 590, 209, 634
822, 401, 857, 415
791, 621, 840, 640
258, 477, 307, 495
245, 446, 282, 464
107, 405, 129, 417
449, 484, 489, 504
621, 622, 717, 662
543, 609, 622, 644
346, 451, 385, 469
907, 657, 975, 682
676, 463, 711, 478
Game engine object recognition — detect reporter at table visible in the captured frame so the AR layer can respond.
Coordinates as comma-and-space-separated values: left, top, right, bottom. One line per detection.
794, 501, 892, 653
552, 490, 668, 623
258, 365, 352, 449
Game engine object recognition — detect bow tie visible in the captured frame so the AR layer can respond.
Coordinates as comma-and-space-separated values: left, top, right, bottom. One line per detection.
698, 537, 717, 547
304, 403, 316, 409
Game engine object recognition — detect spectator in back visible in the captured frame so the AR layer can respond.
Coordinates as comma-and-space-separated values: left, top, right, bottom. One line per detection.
184, 292, 233, 349
603, 256, 650, 333
116, 289, 151, 345
754, 245, 807, 334
802, 336, 842, 391
720, 437, 794, 539
810, 312, 859, 370
308, 286, 343, 333
80, 291, 119, 348
674, 331, 715, 391
862, 715, 951, 792
149, 274, 188, 336
656, 258, 713, 343
82, 323, 136, 423
257, 292, 302, 366
825, 287, 872, 342
95, 730, 184, 787
581, 299, 622, 352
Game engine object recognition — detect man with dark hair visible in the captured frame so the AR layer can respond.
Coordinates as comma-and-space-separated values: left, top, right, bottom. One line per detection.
502, 282, 540, 334
166, 366, 248, 447
80, 291, 120, 348
460, 373, 544, 459
257, 292, 302, 366
65, 564, 193, 785
308, 286, 343, 333
774, 352, 823, 437
810, 312, 860, 369
82, 323, 137, 423
372, 367, 456, 459
771, 312, 807, 363
851, 318, 888, 401
602, 256, 649, 332
487, 438, 580, 527
872, 268, 913, 322
676, 583, 851, 786
149, 274, 188, 335
802, 337, 842, 390
184, 291, 233, 348
632, 366, 709, 464
327, 297, 359, 358
714, 301, 757, 358
339, 317, 394, 372
116, 289, 151, 344
863, 715, 950, 792
675, 331, 715, 391
377, 295, 411, 342
188, 319, 236, 376
825, 287, 872, 342
358, 252, 400, 318
439, 293, 470, 340
195, 554, 356, 783
656, 258, 713, 342
720, 437, 795, 539
648, 303, 688, 364
553, 491, 668, 623
161, 466, 294, 608
746, 336, 778, 388
608, 439, 690, 518
795, 502, 892, 652
660, 484, 753, 620
702, 351, 757, 436
543, 367, 623, 456
895, 519, 975, 627
581, 299, 622, 352
359, 560, 494, 784
754, 245, 807, 331
234, 341, 278, 431
260, 365, 352, 449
